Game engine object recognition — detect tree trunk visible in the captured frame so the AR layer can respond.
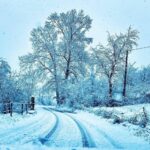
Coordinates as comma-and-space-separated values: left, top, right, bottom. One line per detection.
54, 64, 61, 105
122, 50, 129, 98
56, 88, 60, 104
65, 51, 71, 80
52, 52, 61, 105
108, 77, 113, 99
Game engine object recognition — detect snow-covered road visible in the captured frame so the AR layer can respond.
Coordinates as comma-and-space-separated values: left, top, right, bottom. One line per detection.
0, 108, 56, 145
0, 106, 150, 150
40, 108, 95, 148
39, 109, 82, 147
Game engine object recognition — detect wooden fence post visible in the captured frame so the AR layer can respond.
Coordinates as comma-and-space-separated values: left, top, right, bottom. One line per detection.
25, 104, 28, 114
28, 101, 30, 110
10, 103, 13, 117
3, 103, 6, 114
21, 104, 24, 115
31, 97, 35, 110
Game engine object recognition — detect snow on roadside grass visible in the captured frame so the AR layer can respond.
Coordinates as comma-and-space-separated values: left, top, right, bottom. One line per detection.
0, 105, 48, 130
0, 111, 36, 130
72, 110, 150, 149
87, 104, 150, 144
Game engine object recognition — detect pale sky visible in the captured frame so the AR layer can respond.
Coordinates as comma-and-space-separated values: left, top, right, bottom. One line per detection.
0, 0, 150, 70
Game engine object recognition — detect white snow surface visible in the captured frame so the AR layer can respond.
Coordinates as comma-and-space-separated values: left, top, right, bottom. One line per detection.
0, 105, 150, 150
70, 110, 150, 150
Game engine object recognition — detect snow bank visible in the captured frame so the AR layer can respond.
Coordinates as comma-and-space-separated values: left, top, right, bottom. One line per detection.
71, 110, 150, 149
88, 104, 150, 144
0, 111, 36, 130
0, 106, 56, 145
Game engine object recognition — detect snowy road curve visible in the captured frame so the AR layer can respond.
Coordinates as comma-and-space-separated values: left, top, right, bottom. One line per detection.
1, 106, 150, 149
39, 110, 59, 145
40, 108, 96, 148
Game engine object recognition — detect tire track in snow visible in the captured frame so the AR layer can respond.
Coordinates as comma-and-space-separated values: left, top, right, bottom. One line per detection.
43, 110, 82, 147
45, 108, 95, 147
90, 123, 123, 149
66, 114, 96, 148
97, 127, 123, 149
78, 118, 124, 149
39, 109, 59, 144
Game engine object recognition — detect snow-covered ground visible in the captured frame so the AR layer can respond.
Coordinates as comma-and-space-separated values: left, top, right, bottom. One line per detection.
0, 106, 56, 148
70, 110, 150, 149
0, 105, 150, 149
88, 104, 150, 145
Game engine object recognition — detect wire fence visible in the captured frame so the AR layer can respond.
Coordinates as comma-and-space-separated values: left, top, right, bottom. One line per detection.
0, 100, 35, 117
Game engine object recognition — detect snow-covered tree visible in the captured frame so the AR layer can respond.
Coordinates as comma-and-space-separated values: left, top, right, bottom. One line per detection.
46, 9, 92, 80
92, 33, 125, 99
19, 23, 61, 104
127, 65, 150, 99
122, 27, 139, 98
0, 58, 11, 102
14, 70, 37, 102
20, 9, 92, 105
92, 27, 139, 101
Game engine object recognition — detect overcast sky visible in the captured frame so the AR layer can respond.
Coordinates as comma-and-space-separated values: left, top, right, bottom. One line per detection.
0, 0, 150, 70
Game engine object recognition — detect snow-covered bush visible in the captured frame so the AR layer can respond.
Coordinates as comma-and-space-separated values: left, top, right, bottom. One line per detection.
94, 108, 113, 119
125, 66, 150, 101
125, 107, 149, 128
91, 106, 149, 128
113, 115, 123, 124
58, 74, 108, 108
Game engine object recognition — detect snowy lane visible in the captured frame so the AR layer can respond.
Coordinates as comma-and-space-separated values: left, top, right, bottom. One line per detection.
42, 109, 83, 147
0, 108, 56, 144
74, 117, 123, 149
39, 110, 59, 144
1, 107, 150, 149
67, 112, 122, 149
66, 114, 96, 148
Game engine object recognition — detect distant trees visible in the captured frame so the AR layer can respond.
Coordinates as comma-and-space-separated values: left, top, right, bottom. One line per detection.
0, 58, 11, 102
1, 9, 149, 108
92, 27, 139, 101
15, 70, 37, 101
127, 65, 150, 99
93, 33, 125, 99
14, 9, 149, 107
0, 58, 25, 103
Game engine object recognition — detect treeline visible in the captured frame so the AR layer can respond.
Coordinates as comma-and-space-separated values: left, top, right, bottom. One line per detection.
1, 9, 150, 107
0, 58, 35, 103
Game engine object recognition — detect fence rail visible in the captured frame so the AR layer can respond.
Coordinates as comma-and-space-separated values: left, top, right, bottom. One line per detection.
0, 100, 35, 116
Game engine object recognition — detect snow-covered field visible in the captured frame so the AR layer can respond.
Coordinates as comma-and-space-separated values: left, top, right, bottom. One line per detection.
0, 105, 150, 149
